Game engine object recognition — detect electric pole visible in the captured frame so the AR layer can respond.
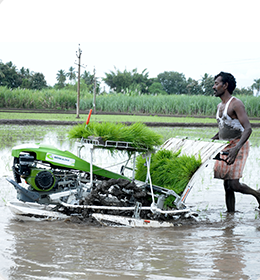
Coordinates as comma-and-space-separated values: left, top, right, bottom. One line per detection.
75, 44, 82, 118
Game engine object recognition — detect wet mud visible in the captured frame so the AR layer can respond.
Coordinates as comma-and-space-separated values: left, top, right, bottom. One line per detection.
62, 178, 197, 227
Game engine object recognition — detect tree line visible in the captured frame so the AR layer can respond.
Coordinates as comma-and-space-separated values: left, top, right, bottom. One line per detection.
1, 60, 260, 96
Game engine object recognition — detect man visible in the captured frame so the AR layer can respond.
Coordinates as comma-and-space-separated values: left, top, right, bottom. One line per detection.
212, 71, 260, 212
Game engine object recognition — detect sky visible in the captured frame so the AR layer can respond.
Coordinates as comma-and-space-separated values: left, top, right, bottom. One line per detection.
1, 0, 260, 89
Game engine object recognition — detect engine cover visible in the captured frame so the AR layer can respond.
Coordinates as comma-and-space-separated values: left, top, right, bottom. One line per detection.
26, 168, 56, 192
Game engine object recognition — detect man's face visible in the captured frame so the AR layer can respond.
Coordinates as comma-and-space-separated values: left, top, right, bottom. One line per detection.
213, 76, 226, 97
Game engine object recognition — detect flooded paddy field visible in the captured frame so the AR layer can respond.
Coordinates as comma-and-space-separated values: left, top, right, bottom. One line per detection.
1, 125, 260, 280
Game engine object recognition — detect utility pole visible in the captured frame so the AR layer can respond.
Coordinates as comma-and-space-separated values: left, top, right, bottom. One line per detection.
93, 67, 96, 114
75, 44, 82, 119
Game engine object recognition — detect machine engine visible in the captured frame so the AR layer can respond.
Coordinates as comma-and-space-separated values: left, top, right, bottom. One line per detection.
11, 153, 92, 205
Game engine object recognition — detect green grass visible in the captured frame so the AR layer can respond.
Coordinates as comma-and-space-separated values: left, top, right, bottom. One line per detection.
2, 87, 260, 117
0, 111, 217, 123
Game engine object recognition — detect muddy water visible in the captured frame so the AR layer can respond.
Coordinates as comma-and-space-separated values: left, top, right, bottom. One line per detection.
1, 126, 260, 280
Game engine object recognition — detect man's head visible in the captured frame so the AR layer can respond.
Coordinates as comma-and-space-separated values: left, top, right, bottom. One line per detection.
214, 72, 236, 94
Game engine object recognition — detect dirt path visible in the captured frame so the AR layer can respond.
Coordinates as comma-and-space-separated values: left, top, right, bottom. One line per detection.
0, 119, 221, 127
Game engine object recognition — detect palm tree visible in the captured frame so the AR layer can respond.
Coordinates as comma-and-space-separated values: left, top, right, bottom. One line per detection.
20, 67, 31, 79
82, 70, 94, 85
67, 66, 76, 83
56, 69, 66, 88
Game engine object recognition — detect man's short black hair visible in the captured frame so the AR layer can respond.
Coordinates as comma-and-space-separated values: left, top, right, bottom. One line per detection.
214, 72, 236, 94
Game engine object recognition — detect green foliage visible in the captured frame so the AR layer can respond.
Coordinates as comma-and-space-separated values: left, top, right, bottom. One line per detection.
135, 149, 202, 207
0, 61, 22, 88
200, 73, 214, 96
157, 71, 188, 94
186, 78, 203, 95
0, 87, 92, 109
31, 72, 47, 90
55, 69, 67, 89
0, 61, 48, 90
251, 78, 260, 96
103, 67, 152, 94
94, 94, 220, 115
234, 87, 253, 96
2, 86, 260, 117
148, 82, 167, 95
68, 122, 163, 152
81, 70, 101, 94
67, 66, 76, 82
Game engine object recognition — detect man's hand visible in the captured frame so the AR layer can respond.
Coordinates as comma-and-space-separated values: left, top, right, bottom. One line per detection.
225, 147, 239, 165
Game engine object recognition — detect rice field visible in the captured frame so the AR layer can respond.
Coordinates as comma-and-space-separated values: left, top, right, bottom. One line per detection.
1, 124, 260, 150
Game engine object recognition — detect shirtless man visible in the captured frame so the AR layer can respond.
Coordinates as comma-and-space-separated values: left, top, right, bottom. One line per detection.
212, 71, 260, 212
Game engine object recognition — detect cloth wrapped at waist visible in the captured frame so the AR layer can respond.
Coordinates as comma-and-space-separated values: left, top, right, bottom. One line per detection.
214, 139, 249, 180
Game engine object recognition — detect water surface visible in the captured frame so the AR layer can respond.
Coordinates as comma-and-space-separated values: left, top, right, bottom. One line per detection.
1, 125, 260, 280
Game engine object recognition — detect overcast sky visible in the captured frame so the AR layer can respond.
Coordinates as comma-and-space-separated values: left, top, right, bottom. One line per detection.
1, 0, 260, 88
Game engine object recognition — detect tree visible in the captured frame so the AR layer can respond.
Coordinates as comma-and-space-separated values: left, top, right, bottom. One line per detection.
19, 67, 30, 79
0, 61, 5, 80
31, 72, 47, 90
251, 78, 260, 96
67, 66, 76, 83
103, 67, 132, 93
19, 67, 26, 77
186, 78, 203, 95
55, 69, 67, 89
82, 70, 101, 94
200, 73, 214, 96
0, 61, 22, 88
103, 67, 152, 94
157, 71, 188, 94
19, 67, 33, 89
131, 68, 152, 94
148, 82, 167, 95
82, 70, 94, 86
233, 87, 253, 96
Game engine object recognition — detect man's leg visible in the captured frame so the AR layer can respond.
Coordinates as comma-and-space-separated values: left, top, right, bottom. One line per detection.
227, 179, 260, 209
224, 180, 235, 212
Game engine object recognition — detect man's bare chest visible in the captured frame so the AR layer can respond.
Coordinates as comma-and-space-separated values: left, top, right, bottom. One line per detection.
218, 103, 236, 119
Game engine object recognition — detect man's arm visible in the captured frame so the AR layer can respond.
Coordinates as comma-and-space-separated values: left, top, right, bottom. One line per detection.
226, 98, 252, 165
212, 103, 220, 140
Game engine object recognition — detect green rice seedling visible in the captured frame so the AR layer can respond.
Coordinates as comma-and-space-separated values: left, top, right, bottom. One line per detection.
163, 195, 176, 209
68, 122, 163, 152
135, 149, 202, 208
